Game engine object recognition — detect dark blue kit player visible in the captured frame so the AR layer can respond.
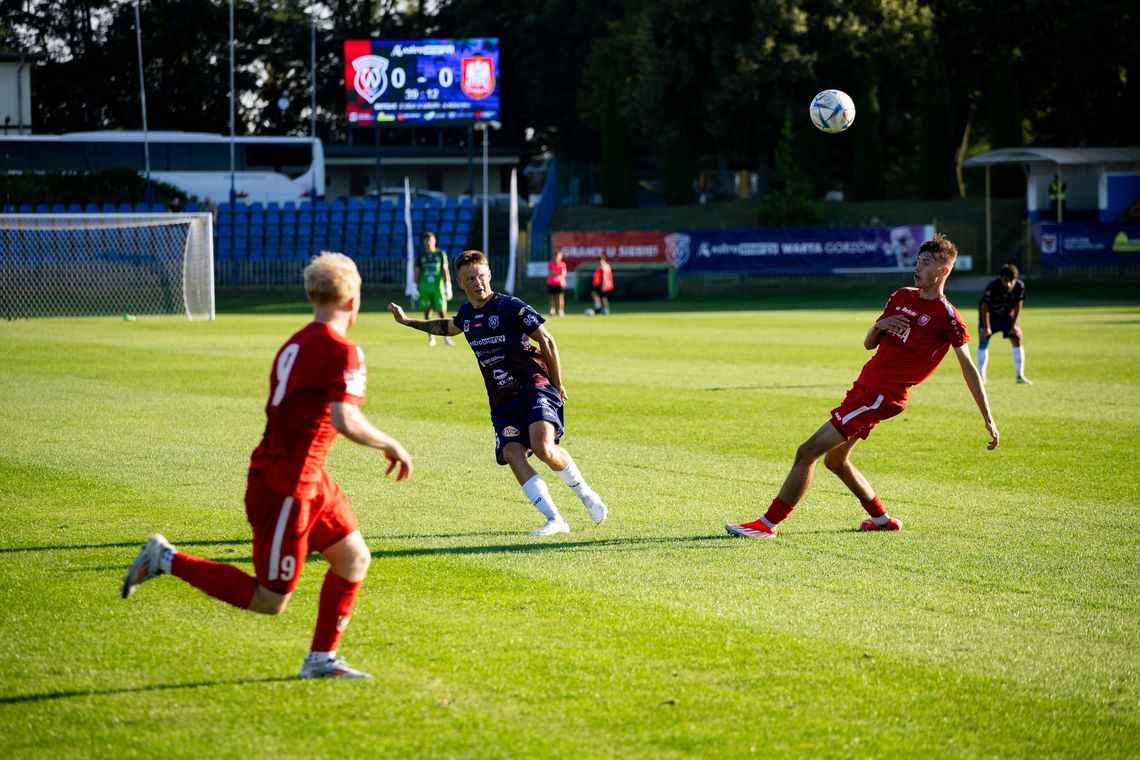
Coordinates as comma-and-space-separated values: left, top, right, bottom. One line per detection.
389, 249, 609, 535
977, 263, 1031, 385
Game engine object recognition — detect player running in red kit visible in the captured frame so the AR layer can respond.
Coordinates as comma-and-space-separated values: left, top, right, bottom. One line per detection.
726, 234, 999, 538
121, 252, 413, 678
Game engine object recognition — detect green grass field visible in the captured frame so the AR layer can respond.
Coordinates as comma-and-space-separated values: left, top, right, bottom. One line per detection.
1, 287, 1138, 758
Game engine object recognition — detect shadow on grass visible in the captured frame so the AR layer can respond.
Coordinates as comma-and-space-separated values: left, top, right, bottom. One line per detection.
371, 533, 735, 559
0, 675, 298, 705
0, 539, 249, 554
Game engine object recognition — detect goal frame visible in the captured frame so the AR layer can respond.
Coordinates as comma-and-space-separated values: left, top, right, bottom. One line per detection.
0, 212, 215, 320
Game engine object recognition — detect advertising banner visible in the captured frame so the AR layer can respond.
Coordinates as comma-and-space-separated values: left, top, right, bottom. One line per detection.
1034, 223, 1140, 266
550, 226, 935, 274
344, 38, 500, 125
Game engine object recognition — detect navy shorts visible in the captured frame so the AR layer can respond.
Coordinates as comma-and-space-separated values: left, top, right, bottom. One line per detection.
491, 385, 565, 465
981, 316, 1017, 339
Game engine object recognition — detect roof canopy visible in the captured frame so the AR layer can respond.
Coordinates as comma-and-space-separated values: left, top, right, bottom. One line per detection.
963, 147, 1140, 168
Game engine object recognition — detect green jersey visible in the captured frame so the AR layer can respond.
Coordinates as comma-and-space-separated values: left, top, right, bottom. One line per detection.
416, 248, 447, 293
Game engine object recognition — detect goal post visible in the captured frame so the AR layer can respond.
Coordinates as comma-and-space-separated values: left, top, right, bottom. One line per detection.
0, 212, 215, 320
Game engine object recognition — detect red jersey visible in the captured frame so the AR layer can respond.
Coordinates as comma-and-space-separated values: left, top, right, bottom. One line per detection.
248, 321, 366, 499
855, 287, 970, 398
546, 260, 567, 287
593, 260, 614, 292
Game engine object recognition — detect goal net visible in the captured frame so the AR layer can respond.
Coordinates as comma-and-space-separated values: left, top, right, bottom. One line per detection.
0, 213, 214, 320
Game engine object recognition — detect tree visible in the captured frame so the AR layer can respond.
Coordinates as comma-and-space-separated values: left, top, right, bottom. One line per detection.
756, 114, 821, 227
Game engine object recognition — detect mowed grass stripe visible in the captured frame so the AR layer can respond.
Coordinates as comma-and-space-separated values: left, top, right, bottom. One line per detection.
0, 296, 1137, 756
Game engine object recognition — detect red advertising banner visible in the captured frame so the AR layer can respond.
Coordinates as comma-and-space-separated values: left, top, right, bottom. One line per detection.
550, 231, 671, 271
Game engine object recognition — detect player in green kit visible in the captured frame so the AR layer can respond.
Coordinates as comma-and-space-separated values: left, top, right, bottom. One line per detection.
415, 231, 454, 346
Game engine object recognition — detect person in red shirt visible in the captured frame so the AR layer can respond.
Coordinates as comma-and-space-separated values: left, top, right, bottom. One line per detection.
121, 252, 413, 679
546, 249, 568, 317
726, 234, 999, 539
590, 253, 614, 315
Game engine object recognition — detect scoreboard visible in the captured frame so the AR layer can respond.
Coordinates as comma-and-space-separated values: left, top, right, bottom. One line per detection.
344, 38, 500, 125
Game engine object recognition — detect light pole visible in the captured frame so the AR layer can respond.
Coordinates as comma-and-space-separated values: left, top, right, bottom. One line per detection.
473, 120, 501, 256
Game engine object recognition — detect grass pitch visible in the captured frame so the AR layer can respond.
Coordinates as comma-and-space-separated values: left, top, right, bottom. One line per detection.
1, 286, 1138, 758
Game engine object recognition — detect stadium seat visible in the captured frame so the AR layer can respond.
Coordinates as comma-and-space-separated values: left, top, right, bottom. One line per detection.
36, 203, 52, 213
51, 203, 66, 213
117, 203, 133, 213
67, 203, 83, 213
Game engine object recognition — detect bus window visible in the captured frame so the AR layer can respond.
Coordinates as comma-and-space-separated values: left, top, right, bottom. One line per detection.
84, 142, 146, 172
244, 144, 311, 178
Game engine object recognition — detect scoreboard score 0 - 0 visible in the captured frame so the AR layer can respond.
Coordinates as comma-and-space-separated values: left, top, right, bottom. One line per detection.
344, 38, 500, 125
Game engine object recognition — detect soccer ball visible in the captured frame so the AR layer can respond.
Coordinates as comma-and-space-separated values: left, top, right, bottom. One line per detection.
584, 308, 595, 317
810, 89, 856, 133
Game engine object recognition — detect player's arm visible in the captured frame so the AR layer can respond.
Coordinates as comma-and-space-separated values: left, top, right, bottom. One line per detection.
330, 401, 413, 480
387, 303, 461, 335
978, 300, 992, 338
953, 344, 999, 450
865, 314, 909, 350
531, 325, 567, 401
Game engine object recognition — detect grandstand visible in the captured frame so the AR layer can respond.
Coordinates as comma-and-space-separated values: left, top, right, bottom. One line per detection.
4, 195, 476, 263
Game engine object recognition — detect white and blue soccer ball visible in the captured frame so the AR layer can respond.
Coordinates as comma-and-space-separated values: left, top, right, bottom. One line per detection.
810, 89, 856, 133
584, 307, 596, 317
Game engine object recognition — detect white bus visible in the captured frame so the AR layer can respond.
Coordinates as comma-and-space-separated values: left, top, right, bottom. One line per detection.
0, 131, 325, 204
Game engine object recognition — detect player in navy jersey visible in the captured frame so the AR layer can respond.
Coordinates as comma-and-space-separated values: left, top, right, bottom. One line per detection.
977, 263, 1031, 384
726, 234, 999, 539
388, 250, 608, 536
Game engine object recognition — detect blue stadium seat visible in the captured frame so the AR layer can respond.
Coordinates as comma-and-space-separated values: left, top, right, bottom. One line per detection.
51, 203, 66, 213
118, 202, 133, 213
36, 203, 52, 213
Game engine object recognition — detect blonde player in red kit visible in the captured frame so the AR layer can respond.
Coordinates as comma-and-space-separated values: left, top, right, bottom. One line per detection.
121, 252, 413, 678
726, 234, 999, 539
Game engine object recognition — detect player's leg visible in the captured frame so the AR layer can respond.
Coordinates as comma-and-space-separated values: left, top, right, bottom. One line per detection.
122, 533, 263, 608
976, 333, 991, 381
548, 289, 557, 316
1010, 326, 1030, 383
558, 290, 565, 317
726, 421, 844, 538
529, 414, 608, 525
300, 478, 372, 679
823, 438, 901, 531
503, 441, 568, 535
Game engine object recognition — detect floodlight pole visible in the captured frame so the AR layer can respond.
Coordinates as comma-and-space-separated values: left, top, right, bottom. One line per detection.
475, 120, 501, 256
133, 0, 152, 208
310, 0, 317, 202
228, 0, 236, 205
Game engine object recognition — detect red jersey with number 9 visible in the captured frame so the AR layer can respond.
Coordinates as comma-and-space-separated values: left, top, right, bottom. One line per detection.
249, 322, 366, 499
854, 287, 970, 399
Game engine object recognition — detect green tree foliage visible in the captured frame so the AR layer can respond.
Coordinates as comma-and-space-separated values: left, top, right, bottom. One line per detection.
3, 168, 184, 206
3, 0, 1136, 204
756, 114, 821, 226
915, 46, 957, 200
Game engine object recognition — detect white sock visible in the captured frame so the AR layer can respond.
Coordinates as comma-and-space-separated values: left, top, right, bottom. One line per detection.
976, 345, 989, 377
872, 514, 891, 526
1012, 346, 1025, 376
158, 547, 175, 574
554, 455, 591, 498
759, 516, 778, 530
522, 475, 562, 522
306, 650, 334, 663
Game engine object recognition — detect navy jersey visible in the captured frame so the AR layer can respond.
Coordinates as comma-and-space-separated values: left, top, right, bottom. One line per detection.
453, 293, 551, 408
980, 278, 1024, 319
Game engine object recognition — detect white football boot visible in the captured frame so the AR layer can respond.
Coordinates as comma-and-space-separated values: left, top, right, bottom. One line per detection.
580, 490, 609, 524
120, 534, 174, 599
530, 518, 570, 537
299, 655, 373, 679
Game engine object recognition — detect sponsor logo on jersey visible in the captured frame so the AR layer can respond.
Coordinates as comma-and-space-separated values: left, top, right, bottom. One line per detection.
489, 315, 500, 329
492, 368, 512, 387
478, 355, 505, 367
463, 320, 471, 332
897, 305, 918, 317
343, 368, 366, 397
501, 425, 521, 437
917, 314, 931, 326
469, 335, 507, 347
523, 315, 538, 328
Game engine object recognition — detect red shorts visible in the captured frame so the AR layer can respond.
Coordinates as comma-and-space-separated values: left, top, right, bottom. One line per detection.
244, 470, 357, 594
829, 383, 906, 441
